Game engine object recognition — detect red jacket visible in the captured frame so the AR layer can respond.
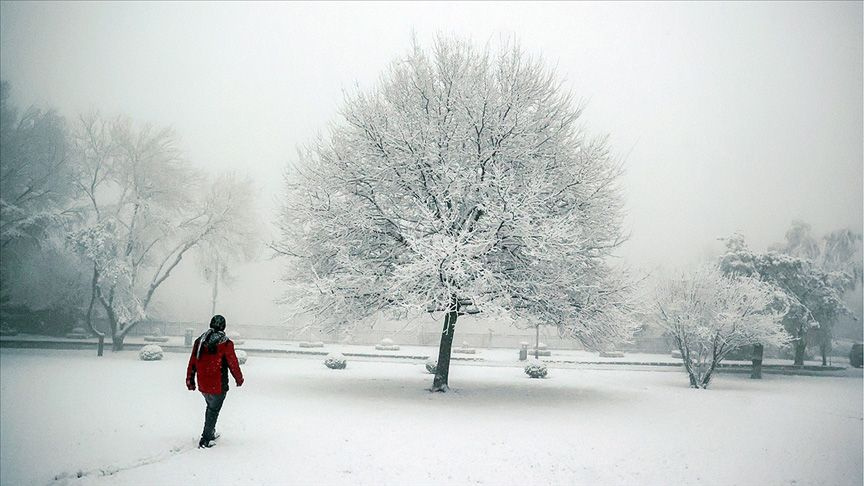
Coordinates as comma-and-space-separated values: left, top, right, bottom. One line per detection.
186, 337, 244, 394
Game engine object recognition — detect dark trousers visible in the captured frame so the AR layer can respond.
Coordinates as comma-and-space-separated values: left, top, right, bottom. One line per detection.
201, 392, 227, 441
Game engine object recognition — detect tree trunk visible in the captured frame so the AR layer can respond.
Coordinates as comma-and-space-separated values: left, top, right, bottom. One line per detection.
210, 259, 220, 316
700, 360, 719, 389
674, 338, 699, 388
85, 265, 105, 357
793, 338, 806, 366
750, 343, 764, 379
112, 334, 125, 351
431, 308, 458, 392
819, 341, 828, 366
534, 324, 540, 359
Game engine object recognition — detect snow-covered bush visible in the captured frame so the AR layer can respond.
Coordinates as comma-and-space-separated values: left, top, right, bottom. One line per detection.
524, 359, 548, 378
654, 265, 790, 389
324, 352, 347, 369
235, 349, 248, 365
228, 330, 244, 345
138, 344, 164, 361
375, 338, 400, 351
425, 359, 437, 374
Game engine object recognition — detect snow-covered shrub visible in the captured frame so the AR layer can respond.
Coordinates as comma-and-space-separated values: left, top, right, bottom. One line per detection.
324, 352, 347, 369
375, 338, 400, 351
425, 359, 437, 374
138, 344, 164, 361
228, 330, 244, 345
654, 265, 790, 389
235, 349, 248, 365
299, 341, 324, 348
524, 359, 548, 378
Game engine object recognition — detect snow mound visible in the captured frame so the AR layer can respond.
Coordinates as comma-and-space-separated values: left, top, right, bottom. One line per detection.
324, 352, 347, 369
235, 349, 248, 365
524, 359, 548, 378
299, 341, 324, 348
138, 344, 164, 361
375, 338, 400, 351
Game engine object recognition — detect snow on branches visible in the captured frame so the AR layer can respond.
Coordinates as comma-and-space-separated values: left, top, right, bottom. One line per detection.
277, 36, 636, 350
653, 265, 790, 389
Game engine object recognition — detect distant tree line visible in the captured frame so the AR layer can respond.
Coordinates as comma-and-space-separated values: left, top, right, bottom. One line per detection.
0, 81, 259, 352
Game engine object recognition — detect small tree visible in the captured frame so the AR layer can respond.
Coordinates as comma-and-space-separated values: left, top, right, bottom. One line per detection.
195, 173, 260, 316
653, 265, 789, 389
277, 37, 636, 391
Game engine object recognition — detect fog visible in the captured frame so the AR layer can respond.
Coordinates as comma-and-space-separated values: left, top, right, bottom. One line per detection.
1, 1, 861, 325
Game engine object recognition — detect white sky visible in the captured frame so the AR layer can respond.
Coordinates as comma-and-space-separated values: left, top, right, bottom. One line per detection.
1, 1, 861, 325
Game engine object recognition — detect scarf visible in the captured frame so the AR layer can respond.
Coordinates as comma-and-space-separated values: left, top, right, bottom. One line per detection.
196, 329, 228, 359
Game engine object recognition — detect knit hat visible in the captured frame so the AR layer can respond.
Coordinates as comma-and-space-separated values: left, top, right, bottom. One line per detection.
210, 315, 226, 331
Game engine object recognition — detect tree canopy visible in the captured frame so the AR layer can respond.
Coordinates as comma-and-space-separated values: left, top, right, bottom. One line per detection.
277, 37, 636, 389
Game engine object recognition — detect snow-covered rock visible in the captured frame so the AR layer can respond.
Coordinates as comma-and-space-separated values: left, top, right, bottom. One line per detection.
524, 359, 548, 378
138, 344, 164, 361
235, 349, 248, 365
324, 352, 347, 369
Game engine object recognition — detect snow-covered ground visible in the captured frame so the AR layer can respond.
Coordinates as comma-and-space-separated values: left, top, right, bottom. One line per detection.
1, 349, 861, 486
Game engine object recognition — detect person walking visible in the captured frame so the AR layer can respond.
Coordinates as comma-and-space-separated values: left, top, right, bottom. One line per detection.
186, 314, 244, 448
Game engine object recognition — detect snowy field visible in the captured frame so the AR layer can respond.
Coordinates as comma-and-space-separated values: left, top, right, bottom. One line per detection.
1, 349, 861, 486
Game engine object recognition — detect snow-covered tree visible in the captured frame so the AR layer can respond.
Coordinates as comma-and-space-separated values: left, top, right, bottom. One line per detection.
653, 265, 789, 389
68, 114, 257, 351
0, 81, 77, 248
719, 233, 852, 365
0, 81, 88, 332
781, 225, 862, 364
195, 173, 260, 316
276, 37, 636, 391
